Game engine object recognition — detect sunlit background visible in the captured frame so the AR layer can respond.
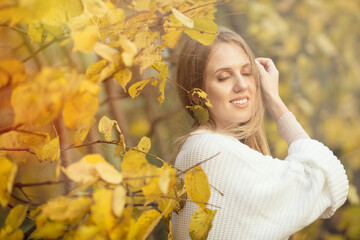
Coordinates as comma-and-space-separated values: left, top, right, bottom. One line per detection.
0, 0, 359, 239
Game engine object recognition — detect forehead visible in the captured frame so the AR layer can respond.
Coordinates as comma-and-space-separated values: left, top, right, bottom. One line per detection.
206, 42, 249, 72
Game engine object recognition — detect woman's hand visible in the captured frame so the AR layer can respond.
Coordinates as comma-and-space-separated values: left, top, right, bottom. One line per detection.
255, 57, 288, 121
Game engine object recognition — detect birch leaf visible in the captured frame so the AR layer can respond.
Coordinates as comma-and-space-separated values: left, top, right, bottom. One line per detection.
128, 78, 151, 99
37, 136, 60, 162
114, 68, 132, 92
94, 42, 121, 63
112, 185, 126, 217
72, 25, 98, 53
98, 116, 116, 141
171, 7, 194, 28
129, 209, 162, 240
186, 105, 209, 125
185, 18, 218, 46
0, 157, 17, 208
189, 208, 217, 240
5, 204, 28, 231
85, 60, 107, 80
74, 117, 96, 146
95, 162, 123, 184
185, 165, 210, 209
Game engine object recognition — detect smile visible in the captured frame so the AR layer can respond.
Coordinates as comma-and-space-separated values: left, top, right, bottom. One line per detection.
230, 98, 248, 104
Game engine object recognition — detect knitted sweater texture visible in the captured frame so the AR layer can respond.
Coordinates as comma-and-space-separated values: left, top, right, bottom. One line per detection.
172, 112, 349, 240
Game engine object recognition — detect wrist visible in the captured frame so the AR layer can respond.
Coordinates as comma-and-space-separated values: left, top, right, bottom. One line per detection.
264, 97, 288, 121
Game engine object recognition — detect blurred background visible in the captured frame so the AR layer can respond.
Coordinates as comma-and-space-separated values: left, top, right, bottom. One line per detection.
0, 0, 359, 239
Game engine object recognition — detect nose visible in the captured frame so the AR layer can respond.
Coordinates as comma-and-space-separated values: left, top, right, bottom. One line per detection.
233, 74, 248, 92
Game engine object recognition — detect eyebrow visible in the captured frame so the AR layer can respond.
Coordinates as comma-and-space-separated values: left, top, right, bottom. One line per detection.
213, 63, 251, 75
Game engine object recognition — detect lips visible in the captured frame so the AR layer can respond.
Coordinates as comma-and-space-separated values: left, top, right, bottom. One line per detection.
230, 96, 249, 108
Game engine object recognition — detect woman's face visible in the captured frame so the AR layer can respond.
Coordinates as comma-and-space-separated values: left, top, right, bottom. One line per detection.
204, 42, 257, 128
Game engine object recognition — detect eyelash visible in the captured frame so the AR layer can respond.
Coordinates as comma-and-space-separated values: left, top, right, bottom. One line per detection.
218, 73, 252, 81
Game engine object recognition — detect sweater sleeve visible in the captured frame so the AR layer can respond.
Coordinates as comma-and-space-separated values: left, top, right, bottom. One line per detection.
172, 133, 349, 239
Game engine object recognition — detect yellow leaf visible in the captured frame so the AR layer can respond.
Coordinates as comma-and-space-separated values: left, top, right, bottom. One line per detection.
40, 196, 91, 225
186, 105, 209, 125
82, 0, 108, 17
91, 188, 117, 231
134, 47, 162, 74
74, 117, 96, 146
133, 0, 151, 11
72, 25, 98, 53
82, 153, 107, 164
94, 42, 121, 62
121, 137, 154, 191
11, 68, 65, 126
0, 58, 27, 88
129, 209, 162, 240
152, 62, 168, 104
28, 23, 44, 44
73, 225, 99, 240
142, 174, 162, 205
0, 157, 17, 207
112, 185, 126, 217
109, 207, 134, 240
114, 68, 132, 92
5, 204, 28, 231
95, 162, 123, 184
98, 116, 116, 141
128, 78, 151, 99
137, 136, 151, 153
134, 31, 160, 49
42, 0, 83, 27
85, 60, 107, 80
185, 18, 218, 46
62, 160, 97, 185
192, 88, 213, 108
32, 221, 66, 239
189, 208, 217, 240
171, 7, 194, 28
38, 136, 60, 162
1, 228, 23, 240
119, 37, 138, 66
63, 90, 99, 129
98, 3, 125, 41
185, 165, 210, 209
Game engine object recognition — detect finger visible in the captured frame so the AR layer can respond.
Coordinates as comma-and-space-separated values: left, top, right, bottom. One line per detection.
254, 59, 267, 76
255, 58, 278, 74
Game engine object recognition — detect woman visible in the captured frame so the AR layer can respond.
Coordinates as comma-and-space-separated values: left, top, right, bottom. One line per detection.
172, 27, 349, 239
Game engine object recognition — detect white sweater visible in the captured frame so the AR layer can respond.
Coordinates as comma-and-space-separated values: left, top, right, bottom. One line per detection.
172, 112, 348, 240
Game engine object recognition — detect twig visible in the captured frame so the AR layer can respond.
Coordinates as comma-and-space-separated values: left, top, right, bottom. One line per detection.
160, 195, 221, 209
209, 183, 224, 196
22, 38, 64, 63
177, 152, 220, 176
0, 147, 35, 155
100, 95, 130, 106
13, 180, 70, 188
61, 140, 119, 152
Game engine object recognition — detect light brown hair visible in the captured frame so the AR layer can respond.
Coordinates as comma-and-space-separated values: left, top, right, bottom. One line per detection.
175, 26, 270, 156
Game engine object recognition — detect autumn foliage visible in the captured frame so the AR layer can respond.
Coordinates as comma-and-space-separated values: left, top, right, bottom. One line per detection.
0, 0, 220, 239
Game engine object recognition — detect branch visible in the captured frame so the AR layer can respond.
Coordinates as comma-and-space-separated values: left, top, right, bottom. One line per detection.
100, 94, 130, 106
61, 140, 119, 152
0, 23, 28, 35
177, 152, 221, 176
22, 37, 65, 63
0, 147, 35, 155
13, 180, 70, 188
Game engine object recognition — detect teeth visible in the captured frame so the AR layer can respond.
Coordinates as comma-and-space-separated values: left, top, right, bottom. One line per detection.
231, 98, 248, 104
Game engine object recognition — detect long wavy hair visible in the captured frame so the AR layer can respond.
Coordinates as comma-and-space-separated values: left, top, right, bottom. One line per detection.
175, 26, 270, 156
